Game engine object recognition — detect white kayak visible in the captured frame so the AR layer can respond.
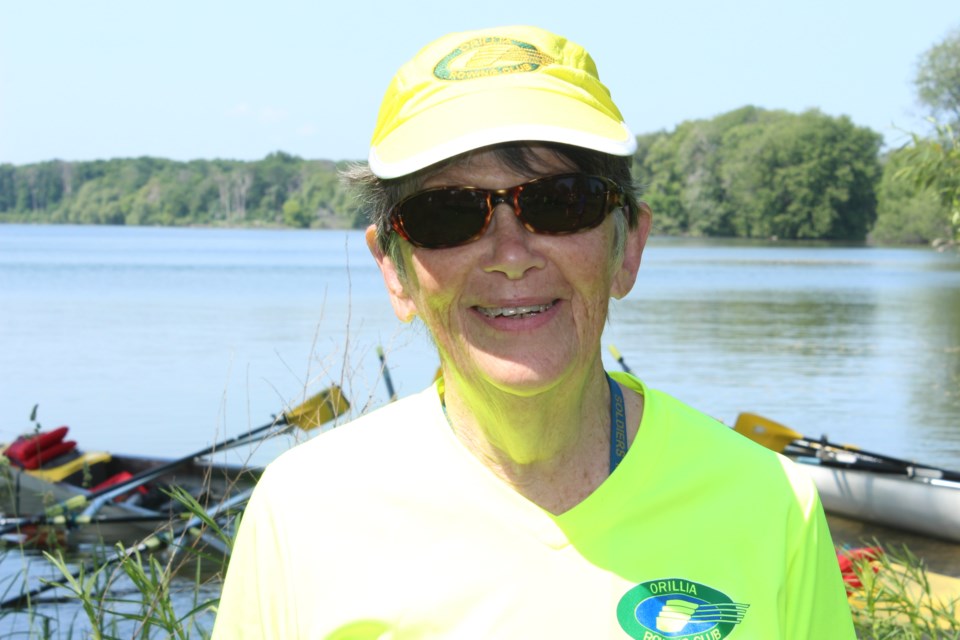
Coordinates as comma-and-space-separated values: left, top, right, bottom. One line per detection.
789, 451, 960, 543
734, 412, 960, 544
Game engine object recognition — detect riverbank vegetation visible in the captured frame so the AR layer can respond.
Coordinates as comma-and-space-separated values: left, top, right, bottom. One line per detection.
2, 536, 957, 638
1, 108, 953, 246
0, 154, 357, 230
847, 544, 960, 639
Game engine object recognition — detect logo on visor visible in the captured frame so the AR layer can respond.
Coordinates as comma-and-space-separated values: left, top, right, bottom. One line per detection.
616, 578, 749, 639
434, 37, 555, 81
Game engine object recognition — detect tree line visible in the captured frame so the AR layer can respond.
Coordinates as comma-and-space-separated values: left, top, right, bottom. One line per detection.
2, 27, 957, 245
633, 107, 883, 241
0, 152, 358, 230
0, 112, 948, 245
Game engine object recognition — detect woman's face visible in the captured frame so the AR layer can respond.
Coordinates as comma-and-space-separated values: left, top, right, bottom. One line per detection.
368, 146, 649, 395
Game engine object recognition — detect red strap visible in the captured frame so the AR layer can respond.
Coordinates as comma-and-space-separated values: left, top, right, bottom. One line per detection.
90, 470, 148, 499
90, 470, 134, 492
4, 426, 69, 464
18, 440, 77, 470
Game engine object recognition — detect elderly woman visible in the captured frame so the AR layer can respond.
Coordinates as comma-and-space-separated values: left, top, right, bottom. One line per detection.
214, 26, 854, 639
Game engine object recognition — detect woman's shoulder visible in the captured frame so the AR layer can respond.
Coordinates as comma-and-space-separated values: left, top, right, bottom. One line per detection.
615, 371, 807, 484
641, 378, 820, 507
610, 371, 731, 435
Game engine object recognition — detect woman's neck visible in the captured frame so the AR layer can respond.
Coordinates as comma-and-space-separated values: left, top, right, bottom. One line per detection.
441, 362, 619, 514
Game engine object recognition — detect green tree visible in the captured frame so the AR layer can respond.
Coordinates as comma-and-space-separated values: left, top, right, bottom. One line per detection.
889, 27, 960, 245
635, 107, 881, 240
633, 130, 686, 235
248, 151, 302, 222
773, 111, 881, 241
0, 165, 15, 214
873, 147, 952, 244
915, 26, 960, 125
282, 197, 312, 228
895, 122, 960, 244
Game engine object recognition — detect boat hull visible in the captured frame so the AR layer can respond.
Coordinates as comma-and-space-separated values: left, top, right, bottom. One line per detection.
1, 453, 260, 548
793, 456, 960, 544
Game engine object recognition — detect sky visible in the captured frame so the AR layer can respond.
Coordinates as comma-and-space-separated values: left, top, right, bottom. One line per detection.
1, 0, 957, 165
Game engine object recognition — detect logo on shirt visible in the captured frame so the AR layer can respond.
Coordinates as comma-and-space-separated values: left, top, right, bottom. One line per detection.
617, 578, 749, 639
434, 37, 555, 81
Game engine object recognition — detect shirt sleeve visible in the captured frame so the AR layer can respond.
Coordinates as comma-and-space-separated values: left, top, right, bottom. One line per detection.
212, 469, 293, 639
780, 461, 857, 639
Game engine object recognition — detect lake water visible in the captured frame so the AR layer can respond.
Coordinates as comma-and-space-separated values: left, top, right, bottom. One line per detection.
2, 224, 960, 633
3, 224, 958, 469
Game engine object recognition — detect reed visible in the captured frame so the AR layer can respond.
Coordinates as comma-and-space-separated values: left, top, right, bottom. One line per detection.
848, 542, 960, 639
1, 484, 236, 638
6, 537, 960, 638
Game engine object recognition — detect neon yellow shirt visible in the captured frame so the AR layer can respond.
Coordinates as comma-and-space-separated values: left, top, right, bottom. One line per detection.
213, 373, 854, 639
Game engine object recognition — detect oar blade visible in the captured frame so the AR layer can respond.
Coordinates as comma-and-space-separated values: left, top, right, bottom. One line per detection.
283, 385, 350, 431
607, 344, 634, 374
733, 412, 802, 453
608, 344, 623, 362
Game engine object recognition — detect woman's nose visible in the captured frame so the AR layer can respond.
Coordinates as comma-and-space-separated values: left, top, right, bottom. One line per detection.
481, 205, 546, 279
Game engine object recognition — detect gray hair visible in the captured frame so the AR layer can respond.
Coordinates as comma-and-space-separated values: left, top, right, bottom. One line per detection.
341, 143, 641, 277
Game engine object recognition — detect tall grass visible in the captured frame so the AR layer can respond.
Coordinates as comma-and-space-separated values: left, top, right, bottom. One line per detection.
4, 534, 958, 638
0, 474, 247, 638
847, 543, 960, 639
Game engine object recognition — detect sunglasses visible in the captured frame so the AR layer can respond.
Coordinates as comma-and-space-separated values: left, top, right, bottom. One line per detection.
388, 173, 626, 249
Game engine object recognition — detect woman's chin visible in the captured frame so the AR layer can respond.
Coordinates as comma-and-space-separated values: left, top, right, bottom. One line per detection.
458, 353, 573, 395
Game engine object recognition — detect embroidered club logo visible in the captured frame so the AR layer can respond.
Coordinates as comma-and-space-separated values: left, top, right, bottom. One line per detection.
617, 578, 748, 639
434, 36, 555, 81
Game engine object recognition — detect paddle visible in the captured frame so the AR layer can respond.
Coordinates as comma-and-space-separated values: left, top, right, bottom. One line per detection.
0, 385, 349, 536
605, 345, 960, 482
376, 346, 398, 402
0, 509, 245, 530
734, 412, 960, 482
0, 487, 255, 609
607, 344, 634, 375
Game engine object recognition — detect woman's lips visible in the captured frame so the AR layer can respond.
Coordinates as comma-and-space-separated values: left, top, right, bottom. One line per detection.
474, 301, 557, 319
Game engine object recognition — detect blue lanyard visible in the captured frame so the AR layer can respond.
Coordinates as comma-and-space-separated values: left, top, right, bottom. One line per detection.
608, 374, 628, 473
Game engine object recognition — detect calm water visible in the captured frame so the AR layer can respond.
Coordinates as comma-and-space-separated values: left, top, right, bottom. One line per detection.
2, 224, 959, 469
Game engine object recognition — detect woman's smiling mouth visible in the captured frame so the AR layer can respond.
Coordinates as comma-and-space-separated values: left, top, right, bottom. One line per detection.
474, 301, 557, 319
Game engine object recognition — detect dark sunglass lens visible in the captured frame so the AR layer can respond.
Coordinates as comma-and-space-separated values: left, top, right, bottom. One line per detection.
399, 189, 489, 248
520, 175, 610, 233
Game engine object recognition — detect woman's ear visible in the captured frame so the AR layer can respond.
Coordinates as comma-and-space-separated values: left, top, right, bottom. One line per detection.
366, 225, 418, 322
611, 202, 653, 300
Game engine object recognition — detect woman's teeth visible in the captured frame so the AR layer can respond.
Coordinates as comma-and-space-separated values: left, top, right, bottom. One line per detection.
477, 303, 553, 319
